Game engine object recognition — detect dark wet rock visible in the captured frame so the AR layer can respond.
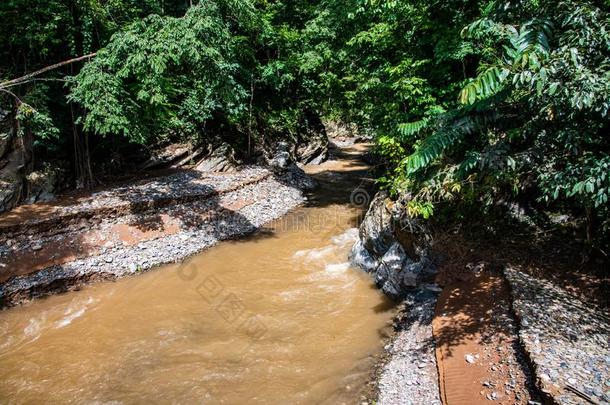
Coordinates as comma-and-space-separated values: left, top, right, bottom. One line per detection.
358, 193, 395, 257
376, 242, 409, 299
350, 192, 435, 300
349, 239, 379, 273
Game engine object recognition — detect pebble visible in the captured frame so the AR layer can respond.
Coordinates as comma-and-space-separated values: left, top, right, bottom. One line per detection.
376, 290, 441, 404
505, 267, 610, 405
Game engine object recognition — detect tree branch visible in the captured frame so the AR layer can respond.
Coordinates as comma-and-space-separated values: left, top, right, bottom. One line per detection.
0, 53, 97, 89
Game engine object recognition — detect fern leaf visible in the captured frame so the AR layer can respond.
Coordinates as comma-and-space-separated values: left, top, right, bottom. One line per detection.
459, 66, 508, 105
397, 118, 429, 140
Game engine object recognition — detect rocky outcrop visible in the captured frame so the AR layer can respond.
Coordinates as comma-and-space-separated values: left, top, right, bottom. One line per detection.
139, 143, 192, 170
268, 141, 316, 190
295, 110, 329, 165
25, 164, 67, 204
0, 109, 68, 212
195, 142, 240, 173
350, 192, 435, 299
0, 115, 24, 213
324, 120, 368, 148
296, 137, 327, 165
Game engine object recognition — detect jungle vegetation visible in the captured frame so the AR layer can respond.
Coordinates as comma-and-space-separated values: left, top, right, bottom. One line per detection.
1, 0, 608, 251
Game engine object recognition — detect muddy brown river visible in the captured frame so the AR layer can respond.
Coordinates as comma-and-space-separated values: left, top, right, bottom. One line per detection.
0, 146, 396, 404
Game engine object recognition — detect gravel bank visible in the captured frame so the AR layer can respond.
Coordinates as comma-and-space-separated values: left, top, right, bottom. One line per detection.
505, 266, 610, 405
374, 287, 442, 405
0, 166, 312, 308
0, 168, 272, 235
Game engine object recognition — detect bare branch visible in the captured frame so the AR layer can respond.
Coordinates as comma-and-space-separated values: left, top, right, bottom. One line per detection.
0, 53, 96, 90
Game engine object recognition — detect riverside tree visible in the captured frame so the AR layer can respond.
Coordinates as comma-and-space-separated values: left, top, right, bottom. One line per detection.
0, 0, 608, 250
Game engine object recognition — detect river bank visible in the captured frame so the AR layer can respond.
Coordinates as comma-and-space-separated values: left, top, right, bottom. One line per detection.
354, 191, 609, 405
0, 141, 400, 404
2, 141, 607, 405
0, 160, 316, 308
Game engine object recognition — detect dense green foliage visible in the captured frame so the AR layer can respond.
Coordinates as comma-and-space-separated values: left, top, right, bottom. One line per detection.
379, 0, 610, 247
1, 0, 608, 248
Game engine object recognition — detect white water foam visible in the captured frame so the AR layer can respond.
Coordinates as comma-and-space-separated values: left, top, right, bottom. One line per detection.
293, 245, 335, 262
325, 262, 351, 274
55, 297, 96, 329
330, 228, 359, 247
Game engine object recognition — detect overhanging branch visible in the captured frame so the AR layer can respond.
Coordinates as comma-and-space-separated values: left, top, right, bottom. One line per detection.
0, 52, 97, 90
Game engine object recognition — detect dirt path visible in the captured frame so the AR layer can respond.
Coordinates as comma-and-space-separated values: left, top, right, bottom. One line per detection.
433, 272, 540, 405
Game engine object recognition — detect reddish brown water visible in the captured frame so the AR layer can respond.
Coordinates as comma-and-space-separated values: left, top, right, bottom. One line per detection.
0, 146, 396, 404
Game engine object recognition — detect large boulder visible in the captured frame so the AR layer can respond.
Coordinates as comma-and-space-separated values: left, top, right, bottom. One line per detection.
268, 141, 292, 171
350, 239, 379, 273
358, 193, 395, 257
375, 242, 410, 299
195, 143, 240, 173
268, 142, 317, 191
0, 150, 24, 213
25, 164, 67, 204
296, 110, 329, 165
349, 192, 435, 300
0, 180, 22, 213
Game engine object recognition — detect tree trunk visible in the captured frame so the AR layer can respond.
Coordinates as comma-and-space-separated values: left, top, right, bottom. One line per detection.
71, 103, 94, 189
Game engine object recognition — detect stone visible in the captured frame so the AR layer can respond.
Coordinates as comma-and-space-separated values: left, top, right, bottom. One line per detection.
349, 191, 435, 300
358, 193, 394, 258
403, 272, 418, 288
425, 284, 443, 293
376, 262, 404, 300
270, 151, 290, 169
465, 354, 476, 364
0, 149, 25, 213
196, 143, 240, 173
25, 165, 66, 204
380, 242, 408, 271
349, 239, 379, 273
